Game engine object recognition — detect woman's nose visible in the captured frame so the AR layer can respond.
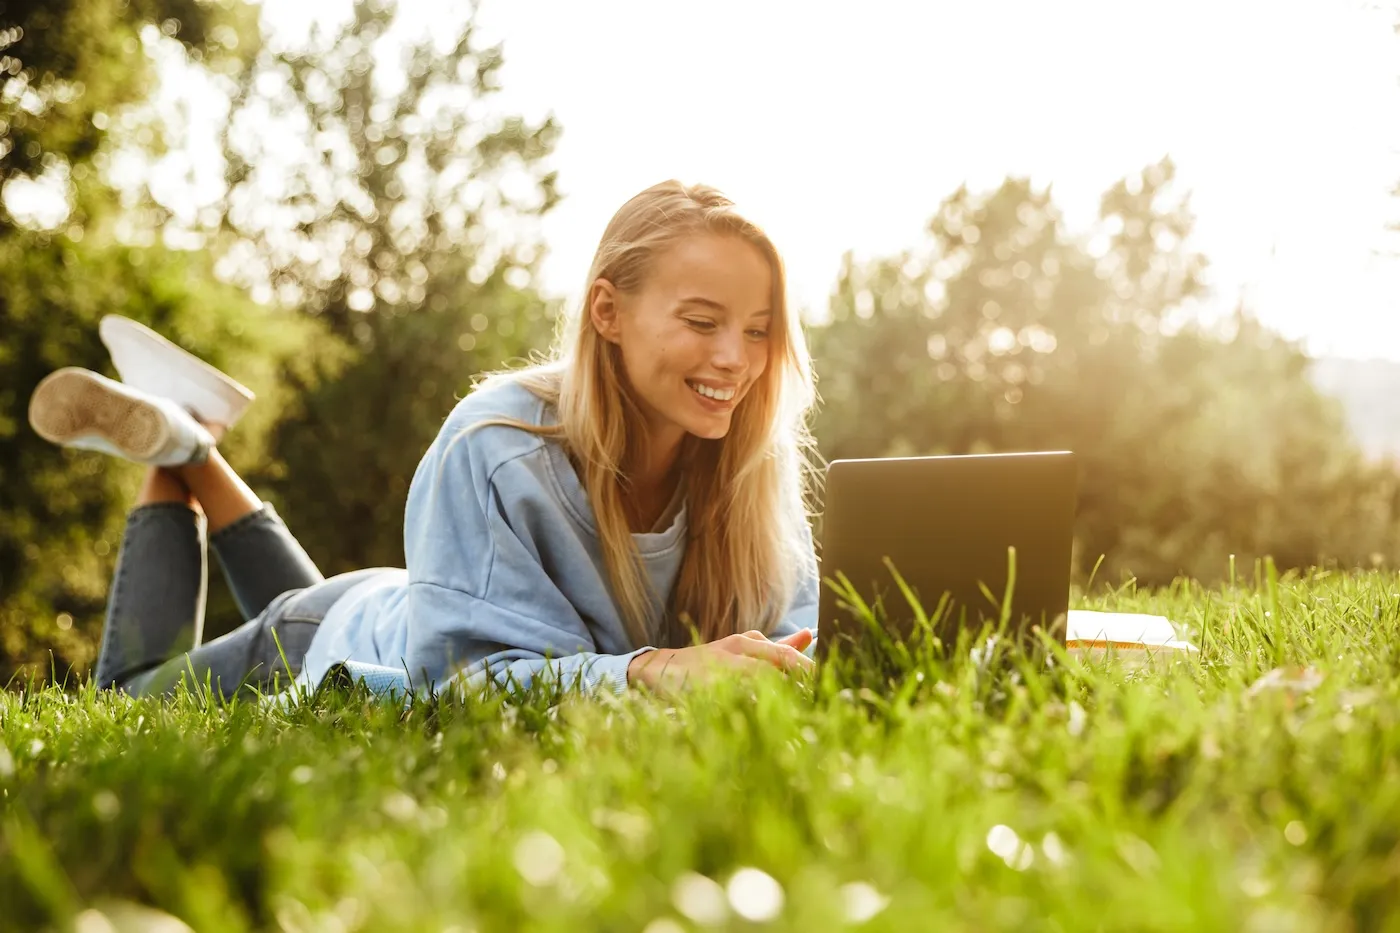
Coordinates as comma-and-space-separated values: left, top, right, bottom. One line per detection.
712, 327, 747, 371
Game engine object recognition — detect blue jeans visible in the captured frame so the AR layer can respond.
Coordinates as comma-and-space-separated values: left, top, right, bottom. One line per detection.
94, 501, 380, 700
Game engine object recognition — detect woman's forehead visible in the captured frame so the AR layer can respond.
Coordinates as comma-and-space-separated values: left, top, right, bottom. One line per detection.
649, 235, 772, 304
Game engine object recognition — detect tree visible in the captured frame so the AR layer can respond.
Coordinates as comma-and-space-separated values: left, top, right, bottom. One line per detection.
205, 0, 558, 338
0, 0, 307, 683
2, 0, 566, 677
189, 0, 563, 574
1, 0, 256, 234
809, 159, 1400, 586
811, 175, 1103, 461
0, 236, 313, 682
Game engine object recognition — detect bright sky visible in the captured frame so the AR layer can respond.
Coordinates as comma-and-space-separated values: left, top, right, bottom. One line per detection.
13, 0, 1399, 360
463, 0, 1400, 360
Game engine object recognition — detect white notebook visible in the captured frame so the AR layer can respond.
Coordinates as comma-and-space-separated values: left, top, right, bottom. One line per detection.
1065, 610, 1197, 652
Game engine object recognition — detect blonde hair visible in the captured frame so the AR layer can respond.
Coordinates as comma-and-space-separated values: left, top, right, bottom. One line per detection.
471, 179, 821, 645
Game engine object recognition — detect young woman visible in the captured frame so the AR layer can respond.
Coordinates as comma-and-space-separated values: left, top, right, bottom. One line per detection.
27, 180, 821, 701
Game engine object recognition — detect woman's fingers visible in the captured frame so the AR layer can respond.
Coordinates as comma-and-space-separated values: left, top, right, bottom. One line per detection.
637, 635, 814, 693
777, 629, 814, 653
730, 634, 813, 672
738, 628, 813, 655
777, 644, 814, 672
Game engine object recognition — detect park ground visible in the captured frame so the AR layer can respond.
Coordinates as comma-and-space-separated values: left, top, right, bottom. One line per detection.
4, 567, 1400, 932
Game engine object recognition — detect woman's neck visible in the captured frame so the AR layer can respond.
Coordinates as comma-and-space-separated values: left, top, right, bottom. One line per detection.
623, 438, 685, 532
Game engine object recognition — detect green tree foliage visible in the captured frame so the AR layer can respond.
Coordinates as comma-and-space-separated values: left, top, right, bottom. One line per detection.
260, 275, 555, 575
211, 0, 559, 336
199, 0, 560, 573
0, 0, 303, 683
0, 237, 312, 682
810, 159, 1400, 585
1, 0, 558, 679
0, 0, 255, 232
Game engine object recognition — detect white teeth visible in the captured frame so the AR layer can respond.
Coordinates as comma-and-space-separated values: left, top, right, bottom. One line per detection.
688, 381, 735, 402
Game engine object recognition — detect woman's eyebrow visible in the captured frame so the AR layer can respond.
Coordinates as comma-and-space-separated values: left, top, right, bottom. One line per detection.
678, 297, 772, 318
678, 296, 728, 312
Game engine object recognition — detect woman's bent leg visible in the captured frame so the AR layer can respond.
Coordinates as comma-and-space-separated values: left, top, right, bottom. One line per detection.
118, 594, 307, 700
167, 448, 323, 621
94, 454, 327, 696
172, 449, 260, 535
118, 569, 382, 700
93, 503, 207, 689
208, 503, 324, 622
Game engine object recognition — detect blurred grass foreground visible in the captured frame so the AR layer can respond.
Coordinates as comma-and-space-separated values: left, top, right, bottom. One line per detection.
6, 568, 1400, 931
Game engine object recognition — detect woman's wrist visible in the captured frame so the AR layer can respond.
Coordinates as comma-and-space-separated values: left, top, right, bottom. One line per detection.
626, 648, 667, 687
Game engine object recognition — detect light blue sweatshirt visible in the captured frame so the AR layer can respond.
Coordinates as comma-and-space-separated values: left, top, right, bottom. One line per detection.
292, 378, 819, 700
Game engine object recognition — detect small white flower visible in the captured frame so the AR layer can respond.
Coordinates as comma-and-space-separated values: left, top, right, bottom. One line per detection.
986, 824, 1020, 860
1041, 832, 1070, 866
91, 791, 121, 822
641, 920, 686, 933
1240, 875, 1272, 898
1115, 833, 1160, 875
76, 903, 191, 933
380, 792, 418, 822
840, 882, 889, 923
73, 910, 117, 933
671, 872, 728, 926
514, 831, 565, 887
986, 824, 1034, 870
727, 868, 784, 922
1067, 701, 1087, 737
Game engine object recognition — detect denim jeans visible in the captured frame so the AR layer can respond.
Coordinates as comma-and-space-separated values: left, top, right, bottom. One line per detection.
94, 501, 381, 700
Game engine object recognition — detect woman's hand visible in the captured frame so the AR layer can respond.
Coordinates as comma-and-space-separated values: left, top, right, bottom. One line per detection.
627, 629, 814, 692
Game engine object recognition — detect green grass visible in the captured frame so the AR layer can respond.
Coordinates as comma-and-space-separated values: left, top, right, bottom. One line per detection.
6, 566, 1400, 932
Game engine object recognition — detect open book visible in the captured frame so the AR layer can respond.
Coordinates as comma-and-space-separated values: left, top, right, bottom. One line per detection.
1065, 610, 1197, 654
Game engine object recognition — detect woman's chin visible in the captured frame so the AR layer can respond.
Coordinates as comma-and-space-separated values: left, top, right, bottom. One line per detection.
681, 413, 733, 440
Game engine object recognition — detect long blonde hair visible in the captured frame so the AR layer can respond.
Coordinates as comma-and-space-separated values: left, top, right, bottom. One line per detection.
471, 179, 820, 645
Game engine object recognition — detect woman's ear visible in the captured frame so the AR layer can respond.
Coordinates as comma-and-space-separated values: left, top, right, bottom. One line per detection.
588, 278, 622, 345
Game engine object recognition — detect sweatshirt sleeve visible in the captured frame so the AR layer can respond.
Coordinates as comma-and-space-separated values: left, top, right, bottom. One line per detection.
766, 511, 821, 645
396, 424, 656, 698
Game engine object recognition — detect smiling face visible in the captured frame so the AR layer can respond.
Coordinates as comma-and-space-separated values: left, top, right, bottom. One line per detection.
588, 233, 775, 468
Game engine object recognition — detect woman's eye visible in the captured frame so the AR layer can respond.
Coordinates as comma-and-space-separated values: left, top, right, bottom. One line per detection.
684, 319, 767, 339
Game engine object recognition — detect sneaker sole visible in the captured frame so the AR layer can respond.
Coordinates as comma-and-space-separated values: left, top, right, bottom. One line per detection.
99, 316, 255, 420
28, 369, 169, 461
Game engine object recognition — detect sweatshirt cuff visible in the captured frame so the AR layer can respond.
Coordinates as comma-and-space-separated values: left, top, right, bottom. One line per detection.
583, 647, 656, 695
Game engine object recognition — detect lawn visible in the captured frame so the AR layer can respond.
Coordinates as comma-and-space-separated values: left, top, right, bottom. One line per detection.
4, 566, 1400, 932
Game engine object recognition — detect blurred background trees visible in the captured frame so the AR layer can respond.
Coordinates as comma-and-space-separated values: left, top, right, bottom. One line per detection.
811, 159, 1400, 584
0, 0, 557, 679
0, 0, 300, 678
3, 0, 1400, 683
201, 0, 561, 573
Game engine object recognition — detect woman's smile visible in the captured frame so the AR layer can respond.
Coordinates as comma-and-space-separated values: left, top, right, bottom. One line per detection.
686, 378, 740, 411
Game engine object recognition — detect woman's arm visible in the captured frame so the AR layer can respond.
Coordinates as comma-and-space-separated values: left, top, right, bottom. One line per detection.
765, 510, 820, 644
398, 424, 660, 696
411, 584, 655, 695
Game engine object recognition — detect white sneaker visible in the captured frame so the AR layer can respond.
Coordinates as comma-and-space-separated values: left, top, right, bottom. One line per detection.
28, 368, 215, 467
98, 315, 255, 441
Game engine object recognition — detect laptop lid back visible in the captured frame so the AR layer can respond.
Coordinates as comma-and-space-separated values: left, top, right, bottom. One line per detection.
815, 451, 1077, 654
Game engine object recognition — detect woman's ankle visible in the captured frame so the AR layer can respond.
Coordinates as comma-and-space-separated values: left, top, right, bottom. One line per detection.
173, 450, 262, 534
137, 467, 196, 508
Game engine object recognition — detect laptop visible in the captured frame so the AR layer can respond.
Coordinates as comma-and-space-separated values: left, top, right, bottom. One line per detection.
813, 451, 1077, 658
